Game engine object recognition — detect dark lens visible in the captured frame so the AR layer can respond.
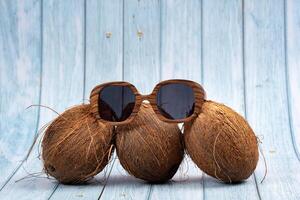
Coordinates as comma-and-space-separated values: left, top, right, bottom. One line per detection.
156, 83, 195, 120
98, 85, 135, 122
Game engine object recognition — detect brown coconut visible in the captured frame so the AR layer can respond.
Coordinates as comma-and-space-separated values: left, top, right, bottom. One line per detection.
115, 103, 184, 182
42, 104, 114, 184
184, 100, 258, 183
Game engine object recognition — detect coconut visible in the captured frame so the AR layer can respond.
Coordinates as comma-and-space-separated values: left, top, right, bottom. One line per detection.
184, 100, 258, 183
42, 104, 114, 184
115, 103, 184, 182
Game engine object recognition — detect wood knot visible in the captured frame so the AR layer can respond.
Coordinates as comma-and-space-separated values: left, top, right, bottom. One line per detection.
105, 32, 112, 38
137, 31, 143, 39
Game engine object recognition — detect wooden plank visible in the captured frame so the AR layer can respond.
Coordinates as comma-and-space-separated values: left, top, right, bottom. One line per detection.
160, 0, 202, 82
244, 0, 300, 199
202, 0, 244, 112
122, 0, 160, 94
100, 0, 160, 199
0, 0, 85, 199
286, 0, 300, 158
150, 1, 203, 199
84, 0, 123, 99
0, 0, 42, 190
50, 0, 124, 199
201, 0, 260, 199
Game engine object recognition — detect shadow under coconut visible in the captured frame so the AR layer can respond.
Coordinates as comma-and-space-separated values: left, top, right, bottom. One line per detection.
13, 174, 248, 194
96, 173, 248, 188
103, 175, 148, 186
201, 176, 247, 188
147, 175, 247, 188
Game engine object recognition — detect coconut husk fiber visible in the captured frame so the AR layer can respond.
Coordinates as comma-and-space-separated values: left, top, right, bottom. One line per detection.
115, 103, 184, 183
184, 100, 258, 183
42, 104, 114, 184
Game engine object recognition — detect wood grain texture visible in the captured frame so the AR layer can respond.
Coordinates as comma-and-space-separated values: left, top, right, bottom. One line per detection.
151, 1, 203, 199
244, 0, 300, 199
286, 0, 300, 159
0, 0, 85, 199
0, 0, 41, 190
160, 0, 202, 82
202, 0, 259, 199
202, 0, 244, 112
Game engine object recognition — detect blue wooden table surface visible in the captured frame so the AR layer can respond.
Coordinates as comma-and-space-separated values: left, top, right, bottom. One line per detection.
0, 0, 300, 199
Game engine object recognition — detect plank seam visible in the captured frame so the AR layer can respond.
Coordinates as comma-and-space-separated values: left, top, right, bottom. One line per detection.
200, 0, 204, 85
47, 183, 59, 200
146, 184, 153, 200
122, 0, 125, 81
283, 0, 300, 162
202, 173, 205, 200
36, 0, 44, 146
82, 0, 87, 101
252, 169, 262, 200
200, 1, 205, 199
159, 0, 162, 81
98, 158, 117, 199
242, 0, 262, 199
0, 163, 26, 191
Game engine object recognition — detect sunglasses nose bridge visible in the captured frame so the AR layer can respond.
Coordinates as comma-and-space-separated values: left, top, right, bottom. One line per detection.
140, 94, 152, 103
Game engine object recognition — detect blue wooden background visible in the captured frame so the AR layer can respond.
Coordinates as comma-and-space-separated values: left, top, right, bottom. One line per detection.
0, 0, 300, 199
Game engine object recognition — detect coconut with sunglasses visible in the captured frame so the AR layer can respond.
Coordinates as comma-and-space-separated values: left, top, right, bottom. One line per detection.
115, 102, 185, 182
89, 80, 206, 182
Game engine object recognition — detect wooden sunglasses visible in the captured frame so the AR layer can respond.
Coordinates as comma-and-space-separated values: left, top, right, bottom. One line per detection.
89, 79, 206, 125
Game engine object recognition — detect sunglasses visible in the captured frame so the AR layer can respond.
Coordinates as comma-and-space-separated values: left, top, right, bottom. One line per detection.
89, 79, 206, 125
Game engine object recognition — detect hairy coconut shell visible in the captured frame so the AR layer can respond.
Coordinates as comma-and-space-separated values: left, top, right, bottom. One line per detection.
42, 104, 114, 184
184, 100, 259, 183
115, 103, 184, 183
